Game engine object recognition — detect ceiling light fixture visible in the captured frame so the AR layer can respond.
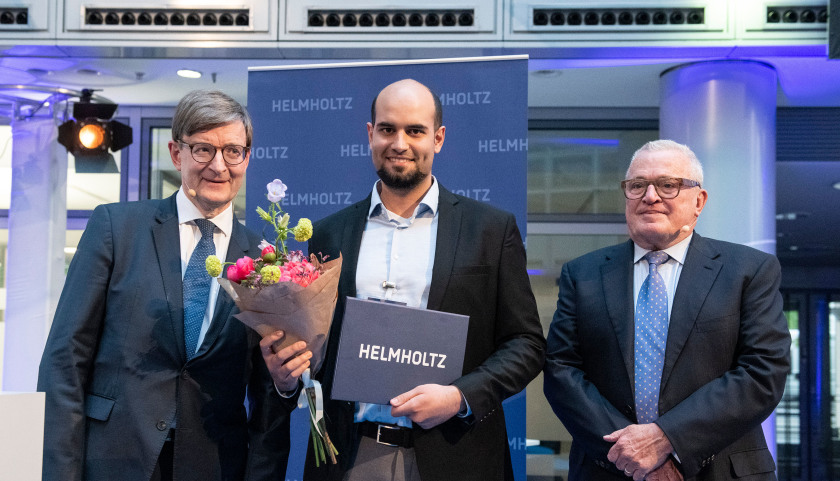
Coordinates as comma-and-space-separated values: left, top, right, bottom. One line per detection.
177, 69, 202, 79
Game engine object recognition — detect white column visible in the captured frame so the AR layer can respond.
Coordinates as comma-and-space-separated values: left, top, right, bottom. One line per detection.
3, 105, 67, 392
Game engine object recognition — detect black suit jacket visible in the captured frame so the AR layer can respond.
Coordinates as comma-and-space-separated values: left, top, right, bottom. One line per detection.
37, 194, 291, 481
543, 234, 791, 480
305, 185, 546, 481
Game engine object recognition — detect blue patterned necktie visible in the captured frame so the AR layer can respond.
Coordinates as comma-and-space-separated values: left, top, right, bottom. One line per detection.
183, 219, 216, 360
634, 250, 670, 423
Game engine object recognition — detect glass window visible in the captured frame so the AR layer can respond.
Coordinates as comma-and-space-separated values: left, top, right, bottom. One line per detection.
150, 126, 178, 201
777, 301, 801, 479
525, 233, 629, 481
67, 151, 121, 209
831, 300, 839, 480
528, 129, 656, 215
524, 125, 655, 480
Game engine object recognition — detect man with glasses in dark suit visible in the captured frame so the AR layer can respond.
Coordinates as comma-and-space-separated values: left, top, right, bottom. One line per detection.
38, 90, 292, 481
544, 140, 790, 481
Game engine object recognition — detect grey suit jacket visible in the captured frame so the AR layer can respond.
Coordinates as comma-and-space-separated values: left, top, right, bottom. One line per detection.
543, 234, 791, 481
37, 194, 291, 481
304, 185, 546, 481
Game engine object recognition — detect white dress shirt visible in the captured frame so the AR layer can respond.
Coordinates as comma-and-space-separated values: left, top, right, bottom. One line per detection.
176, 187, 234, 353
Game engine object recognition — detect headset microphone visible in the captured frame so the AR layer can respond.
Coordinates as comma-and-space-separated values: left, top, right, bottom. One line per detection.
680, 217, 698, 233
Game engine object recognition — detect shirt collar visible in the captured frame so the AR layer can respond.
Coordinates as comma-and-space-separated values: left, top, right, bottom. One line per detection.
633, 233, 693, 265
176, 186, 234, 237
368, 176, 440, 220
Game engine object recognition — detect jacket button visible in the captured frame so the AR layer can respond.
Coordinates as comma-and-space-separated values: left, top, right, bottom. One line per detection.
156, 421, 168, 431
181, 370, 189, 380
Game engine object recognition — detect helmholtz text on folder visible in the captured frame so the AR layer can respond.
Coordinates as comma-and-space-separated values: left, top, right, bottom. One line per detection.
358, 344, 447, 369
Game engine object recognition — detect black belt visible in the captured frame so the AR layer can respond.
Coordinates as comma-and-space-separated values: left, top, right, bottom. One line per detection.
358, 422, 413, 448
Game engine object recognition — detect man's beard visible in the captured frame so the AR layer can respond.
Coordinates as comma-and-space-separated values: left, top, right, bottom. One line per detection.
377, 164, 428, 191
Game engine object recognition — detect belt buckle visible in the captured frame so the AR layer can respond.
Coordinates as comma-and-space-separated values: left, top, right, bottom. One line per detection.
375, 424, 400, 447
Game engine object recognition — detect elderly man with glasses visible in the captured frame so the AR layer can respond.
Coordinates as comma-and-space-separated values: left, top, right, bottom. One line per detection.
38, 90, 292, 481
543, 140, 790, 481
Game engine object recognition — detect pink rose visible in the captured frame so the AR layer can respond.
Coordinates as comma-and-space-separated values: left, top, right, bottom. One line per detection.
227, 265, 243, 283
236, 256, 255, 275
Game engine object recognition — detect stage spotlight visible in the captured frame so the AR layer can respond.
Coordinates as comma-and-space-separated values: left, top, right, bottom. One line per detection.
57, 89, 133, 173
78, 122, 106, 149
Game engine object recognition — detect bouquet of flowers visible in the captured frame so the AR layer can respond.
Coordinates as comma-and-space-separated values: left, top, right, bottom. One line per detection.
205, 178, 341, 466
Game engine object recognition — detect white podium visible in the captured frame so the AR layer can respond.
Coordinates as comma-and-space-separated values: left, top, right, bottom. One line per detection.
0, 392, 45, 480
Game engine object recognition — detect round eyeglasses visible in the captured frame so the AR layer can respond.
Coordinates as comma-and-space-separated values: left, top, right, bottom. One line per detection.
178, 140, 250, 165
621, 177, 701, 200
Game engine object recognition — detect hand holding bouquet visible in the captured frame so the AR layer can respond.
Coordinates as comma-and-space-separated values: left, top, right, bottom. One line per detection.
205, 178, 340, 465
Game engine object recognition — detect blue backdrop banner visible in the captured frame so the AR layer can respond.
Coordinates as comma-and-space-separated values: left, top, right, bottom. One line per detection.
246, 55, 529, 481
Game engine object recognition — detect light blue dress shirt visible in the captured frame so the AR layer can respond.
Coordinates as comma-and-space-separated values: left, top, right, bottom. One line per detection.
632, 233, 693, 323
353, 179, 440, 428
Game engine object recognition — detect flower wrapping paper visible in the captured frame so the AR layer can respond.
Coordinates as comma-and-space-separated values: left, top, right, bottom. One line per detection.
217, 254, 342, 375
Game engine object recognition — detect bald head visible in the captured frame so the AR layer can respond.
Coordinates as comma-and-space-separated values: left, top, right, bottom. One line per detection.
371, 79, 443, 130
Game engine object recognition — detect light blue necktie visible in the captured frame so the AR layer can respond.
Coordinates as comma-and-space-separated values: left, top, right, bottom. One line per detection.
183, 219, 215, 360
634, 250, 670, 423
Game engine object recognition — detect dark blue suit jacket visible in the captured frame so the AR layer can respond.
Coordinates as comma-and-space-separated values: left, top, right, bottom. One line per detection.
37, 194, 291, 481
305, 185, 546, 481
544, 234, 791, 480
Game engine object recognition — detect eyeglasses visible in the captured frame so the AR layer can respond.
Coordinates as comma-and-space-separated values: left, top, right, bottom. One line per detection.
178, 140, 250, 165
621, 177, 701, 200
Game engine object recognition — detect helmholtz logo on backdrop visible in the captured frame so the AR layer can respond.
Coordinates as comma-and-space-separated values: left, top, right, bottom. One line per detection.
479, 138, 528, 153
271, 96, 353, 113
450, 187, 491, 202
340, 144, 371, 157
282, 192, 353, 206
250, 145, 290, 160
438, 90, 491, 106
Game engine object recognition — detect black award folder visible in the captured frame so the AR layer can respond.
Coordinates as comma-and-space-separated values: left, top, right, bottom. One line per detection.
330, 297, 469, 404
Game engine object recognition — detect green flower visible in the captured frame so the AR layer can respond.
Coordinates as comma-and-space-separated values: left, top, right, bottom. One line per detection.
205, 255, 222, 277
260, 265, 282, 284
279, 213, 290, 228
256, 206, 272, 222
294, 218, 313, 242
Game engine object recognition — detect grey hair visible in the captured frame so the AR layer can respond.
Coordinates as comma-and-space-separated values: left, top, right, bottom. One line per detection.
627, 139, 704, 184
171, 90, 253, 147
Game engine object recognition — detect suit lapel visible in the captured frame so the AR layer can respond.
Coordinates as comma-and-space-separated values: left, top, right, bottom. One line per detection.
151, 195, 187, 362
427, 187, 460, 311
661, 234, 722, 387
193, 217, 251, 359
602, 240, 636, 386
339, 196, 370, 299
